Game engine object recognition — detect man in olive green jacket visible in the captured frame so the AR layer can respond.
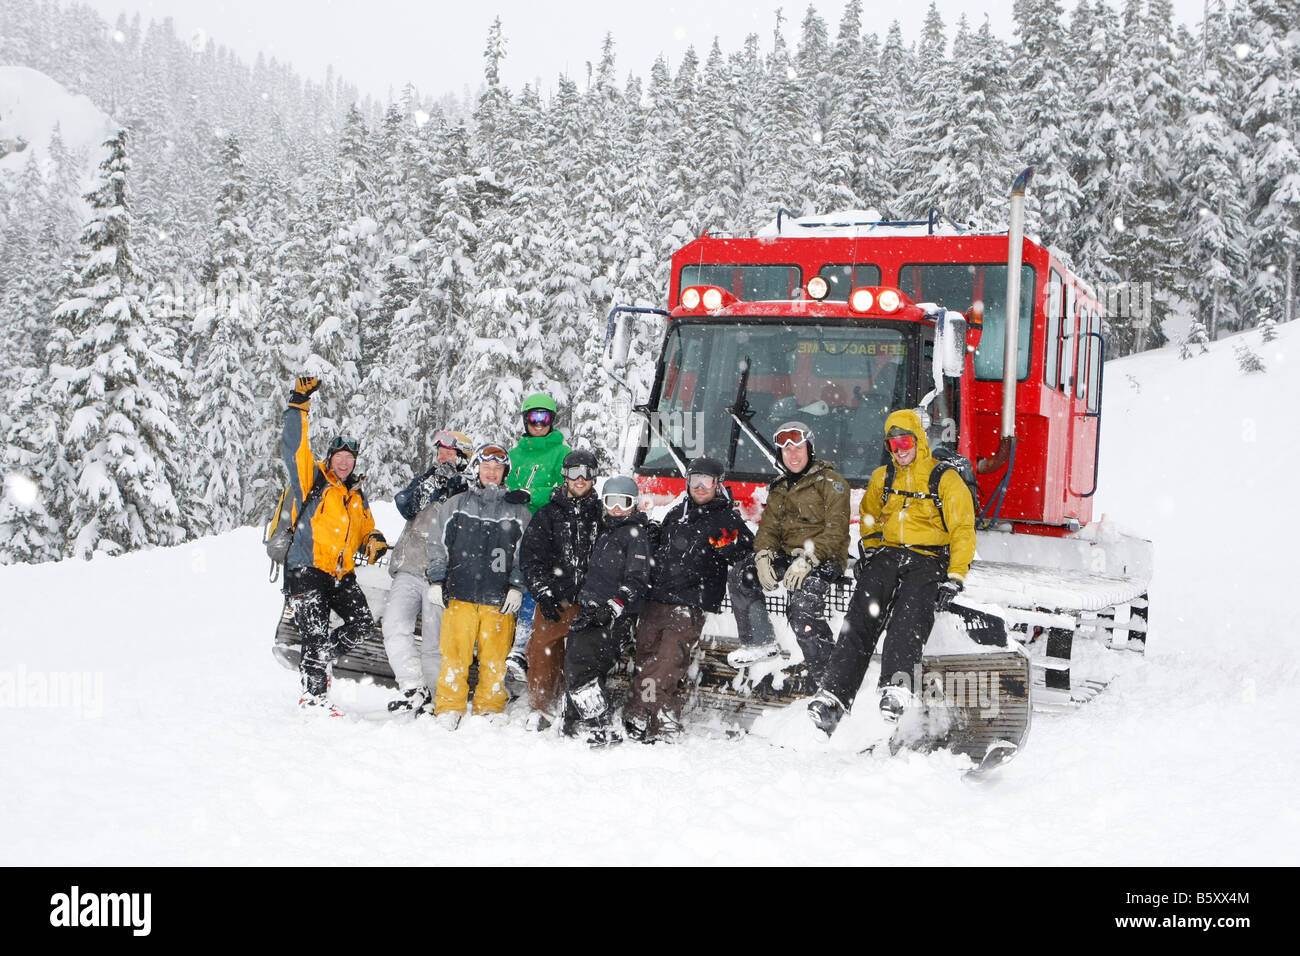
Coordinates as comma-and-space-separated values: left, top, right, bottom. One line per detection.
727, 421, 850, 681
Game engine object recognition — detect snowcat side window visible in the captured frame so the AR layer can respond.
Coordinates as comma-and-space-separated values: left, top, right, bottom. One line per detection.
1046, 271, 1062, 389
679, 264, 802, 302
818, 264, 883, 301
1086, 309, 1102, 412
900, 263, 1035, 382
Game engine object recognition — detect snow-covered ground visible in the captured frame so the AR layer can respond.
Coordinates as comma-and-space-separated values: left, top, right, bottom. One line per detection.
3, 323, 1298, 865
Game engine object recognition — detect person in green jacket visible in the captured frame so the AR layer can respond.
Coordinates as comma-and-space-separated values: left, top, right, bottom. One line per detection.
505, 392, 574, 687
507, 392, 572, 514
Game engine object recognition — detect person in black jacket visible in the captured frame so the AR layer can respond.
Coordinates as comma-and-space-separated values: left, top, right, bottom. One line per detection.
562, 475, 653, 746
393, 429, 473, 520
518, 449, 604, 730
624, 457, 753, 742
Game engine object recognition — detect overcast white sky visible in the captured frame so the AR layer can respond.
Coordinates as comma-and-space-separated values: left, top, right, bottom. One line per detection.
78, 0, 1209, 103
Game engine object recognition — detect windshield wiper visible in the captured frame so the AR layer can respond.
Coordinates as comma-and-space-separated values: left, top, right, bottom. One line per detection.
727, 357, 780, 472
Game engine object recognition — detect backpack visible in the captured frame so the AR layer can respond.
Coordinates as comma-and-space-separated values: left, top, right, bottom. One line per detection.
881, 445, 980, 533
264, 477, 325, 580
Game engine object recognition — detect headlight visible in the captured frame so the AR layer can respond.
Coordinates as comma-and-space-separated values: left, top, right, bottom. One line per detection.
701, 287, 724, 311
850, 288, 874, 312
878, 289, 901, 312
681, 287, 701, 309
807, 276, 829, 300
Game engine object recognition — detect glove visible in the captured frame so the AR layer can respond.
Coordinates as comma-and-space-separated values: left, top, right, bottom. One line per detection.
536, 592, 562, 622
607, 598, 625, 619
434, 459, 459, 479
572, 602, 613, 632
782, 552, 815, 591
754, 549, 778, 591
500, 588, 523, 615
936, 576, 963, 611
288, 376, 320, 408
362, 531, 389, 564
427, 583, 444, 607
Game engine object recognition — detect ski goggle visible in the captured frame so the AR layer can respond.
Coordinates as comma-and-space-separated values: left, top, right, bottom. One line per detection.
477, 446, 510, 463
564, 465, 596, 481
687, 474, 718, 490
886, 433, 916, 454
525, 409, 554, 426
602, 493, 636, 510
773, 427, 810, 448
329, 436, 360, 456
433, 430, 460, 450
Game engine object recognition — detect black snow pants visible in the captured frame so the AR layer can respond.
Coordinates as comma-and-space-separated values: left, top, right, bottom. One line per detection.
562, 614, 636, 728
820, 546, 946, 708
286, 567, 376, 696
727, 552, 838, 680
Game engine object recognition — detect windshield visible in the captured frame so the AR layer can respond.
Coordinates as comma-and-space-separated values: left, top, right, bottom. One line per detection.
639, 320, 915, 484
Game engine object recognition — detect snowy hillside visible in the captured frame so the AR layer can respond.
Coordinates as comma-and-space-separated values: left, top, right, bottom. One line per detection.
0, 65, 116, 191
2, 324, 1298, 866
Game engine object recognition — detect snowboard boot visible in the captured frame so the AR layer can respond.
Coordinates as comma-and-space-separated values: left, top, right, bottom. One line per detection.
623, 711, 650, 742
505, 651, 528, 699
433, 710, 463, 731
298, 692, 344, 717
878, 685, 914, 724
388, 685, 432, 714
726, 641, 783, 668
585, 720, 623, 749
806, 689, 845, 737
524, 710, 553, 733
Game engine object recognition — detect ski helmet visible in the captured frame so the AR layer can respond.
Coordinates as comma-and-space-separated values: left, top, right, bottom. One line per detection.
687, 456, 725, 481
773, 421, 814, 459
601, 474, 640, 510
471, 442, 511, 480
326, 434, 360, 461
521, 392, 558, 430
434, 429, 474, 461
563, 449, 598, 474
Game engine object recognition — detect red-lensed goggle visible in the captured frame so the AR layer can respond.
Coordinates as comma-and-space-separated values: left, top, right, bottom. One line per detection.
602, 493, 636, 510
564, 466, 596, 480
773, 428, 810, 448
526, 409, 553, 425
478, 446, 510, 463
687, 474, 718, 490
886, 433, 916, 454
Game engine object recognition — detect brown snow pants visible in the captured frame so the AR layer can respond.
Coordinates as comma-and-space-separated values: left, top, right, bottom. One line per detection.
527, 601, 580, 715
625, 600, 706, 730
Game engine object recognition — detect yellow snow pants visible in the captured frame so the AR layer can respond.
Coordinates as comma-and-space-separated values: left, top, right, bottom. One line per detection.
435, 599, 516, 715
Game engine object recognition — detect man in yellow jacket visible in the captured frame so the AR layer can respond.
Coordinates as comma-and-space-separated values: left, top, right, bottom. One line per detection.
282, 376, 388, 714
807, 408, 975, 736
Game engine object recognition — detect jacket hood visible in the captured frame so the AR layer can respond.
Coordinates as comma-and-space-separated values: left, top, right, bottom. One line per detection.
884, 409, 932, 461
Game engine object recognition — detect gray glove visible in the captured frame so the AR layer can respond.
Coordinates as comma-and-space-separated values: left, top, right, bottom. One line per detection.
500, 588, 523, 615
755, 549, 778, 591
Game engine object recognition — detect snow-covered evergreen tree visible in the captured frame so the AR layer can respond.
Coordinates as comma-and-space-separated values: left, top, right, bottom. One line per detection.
47, 130, 185, 559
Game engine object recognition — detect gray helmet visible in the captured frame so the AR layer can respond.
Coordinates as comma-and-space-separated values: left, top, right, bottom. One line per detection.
601, 474, 639, 505
773, 421, 814, 459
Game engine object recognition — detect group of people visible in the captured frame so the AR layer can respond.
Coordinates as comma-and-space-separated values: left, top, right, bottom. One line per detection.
278, 376, 976, 745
